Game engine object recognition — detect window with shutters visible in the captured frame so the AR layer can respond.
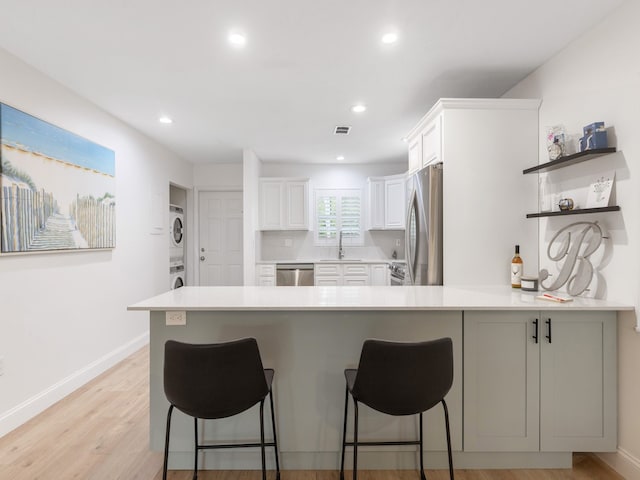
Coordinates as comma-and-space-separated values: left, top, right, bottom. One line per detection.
314, 189, 363, 246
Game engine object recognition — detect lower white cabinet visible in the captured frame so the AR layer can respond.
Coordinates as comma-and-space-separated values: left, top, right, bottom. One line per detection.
315, 262, 390, 286
370, 263, 390, 286
464, 310, 616, 453
315, 263, 369, 285
256, 264, 276, 286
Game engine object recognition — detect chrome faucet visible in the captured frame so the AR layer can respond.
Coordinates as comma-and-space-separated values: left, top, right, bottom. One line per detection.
338, 230, 345, 259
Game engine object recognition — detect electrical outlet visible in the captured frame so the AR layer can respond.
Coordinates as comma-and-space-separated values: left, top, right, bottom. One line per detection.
395, 239, 401, 247
284, 238, 293, 247
165, 311, 187, 326
0, 356, 4, 376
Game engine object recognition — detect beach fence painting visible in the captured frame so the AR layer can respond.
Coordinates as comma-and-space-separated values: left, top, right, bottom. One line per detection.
0, 103, 115, 253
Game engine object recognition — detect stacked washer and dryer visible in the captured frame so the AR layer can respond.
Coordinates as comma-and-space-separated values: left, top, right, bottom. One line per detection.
169, 204, 185, 289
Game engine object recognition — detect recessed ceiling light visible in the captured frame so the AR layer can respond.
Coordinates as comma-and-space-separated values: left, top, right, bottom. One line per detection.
381, 32, 398, 44
351, 104, 367, 113
336, 155, 345, 161
158, 116, 173, 124
228, 32, 247, 47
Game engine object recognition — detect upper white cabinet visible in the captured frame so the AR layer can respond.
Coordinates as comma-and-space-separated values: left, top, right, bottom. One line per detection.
421, 113, 442, 168
385, 176, 405, 229
367, 174, 406, 230
407, 136, 422, 173
259, 178, 309, 230
405, 98, 541, 286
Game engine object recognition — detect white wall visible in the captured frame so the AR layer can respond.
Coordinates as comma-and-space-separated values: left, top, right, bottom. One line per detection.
259, 162, 406, 262
193, 163, 243, 189
504, 1, 640, 477
0, 47, 194, 436
243, 150, 261, 285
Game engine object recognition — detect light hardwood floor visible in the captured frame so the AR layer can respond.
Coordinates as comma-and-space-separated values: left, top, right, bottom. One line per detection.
0, 346, 624, 480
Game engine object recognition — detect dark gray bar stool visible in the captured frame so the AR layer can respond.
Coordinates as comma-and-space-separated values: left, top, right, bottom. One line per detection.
340, 337, 454, 480
162, 338, 281, 480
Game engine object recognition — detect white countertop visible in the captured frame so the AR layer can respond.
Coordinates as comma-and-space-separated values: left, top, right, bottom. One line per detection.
128, 286, 633, 312
256, 259, 401, 264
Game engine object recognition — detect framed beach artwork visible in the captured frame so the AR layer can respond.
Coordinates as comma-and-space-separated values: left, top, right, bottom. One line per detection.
0, 103, 115, 254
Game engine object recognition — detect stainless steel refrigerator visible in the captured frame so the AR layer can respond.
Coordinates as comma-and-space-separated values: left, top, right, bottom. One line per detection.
404, 163, 443, 285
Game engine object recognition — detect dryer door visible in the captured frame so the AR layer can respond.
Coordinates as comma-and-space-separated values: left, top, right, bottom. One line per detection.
171, 216, 183, 247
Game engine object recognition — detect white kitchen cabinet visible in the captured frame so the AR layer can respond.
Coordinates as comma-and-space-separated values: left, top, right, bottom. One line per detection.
256, 264, 276, 286
285, 181, 309, 229
367, 178, 386, 229
315, 262, 373, 285
259, 181, 283, 230
385, 177, 405, 229
367, 174, 406, 230
421, 113, 442, 167
314, 263, 342, 286
259, 178, 309, 230
343, 263, 370, 285
407, 136, 422, 174
405, 98, 540, 286
370, 263, 390, 286
464, 310, 616, 453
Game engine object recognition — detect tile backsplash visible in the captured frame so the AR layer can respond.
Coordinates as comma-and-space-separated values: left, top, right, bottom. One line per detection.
260, 230, 404, 261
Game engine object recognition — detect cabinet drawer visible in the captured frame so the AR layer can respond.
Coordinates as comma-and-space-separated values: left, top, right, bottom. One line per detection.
343, 276, 369, 286
257, 264, 276, 276
315, 264, 342, 276
315, 276, 340, 286
343, 264, 369, 276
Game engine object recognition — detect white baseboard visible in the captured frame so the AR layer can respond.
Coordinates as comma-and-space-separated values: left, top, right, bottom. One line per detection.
0, 332, 149, 438
598, 448, 640, 480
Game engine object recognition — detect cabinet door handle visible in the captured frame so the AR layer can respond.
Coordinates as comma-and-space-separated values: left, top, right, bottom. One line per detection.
532, 318, 539, 344
545, 318, 552, 343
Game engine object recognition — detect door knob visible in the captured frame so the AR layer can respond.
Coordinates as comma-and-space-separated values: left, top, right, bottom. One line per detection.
200, 256, 205, 261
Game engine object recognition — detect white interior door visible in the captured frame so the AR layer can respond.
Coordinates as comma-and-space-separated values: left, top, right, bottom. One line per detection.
198, 191, 243, 286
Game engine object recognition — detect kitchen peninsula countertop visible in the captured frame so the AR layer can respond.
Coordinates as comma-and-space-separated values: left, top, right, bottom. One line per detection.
255, 259, 402, 264
128, 285, 633, 312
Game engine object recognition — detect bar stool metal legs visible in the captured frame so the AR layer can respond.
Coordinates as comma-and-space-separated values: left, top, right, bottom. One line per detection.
162, 397, 281, 480
339, 399, 454, 480
339, 338, 455, 480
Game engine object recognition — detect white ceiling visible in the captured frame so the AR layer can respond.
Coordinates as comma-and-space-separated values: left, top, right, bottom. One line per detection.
0, 0, 626, 165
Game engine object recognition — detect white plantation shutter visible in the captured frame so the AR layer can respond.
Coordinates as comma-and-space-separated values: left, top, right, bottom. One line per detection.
341, 195, 361, 240
316, 194, 337, 240
315, 189, 363, 245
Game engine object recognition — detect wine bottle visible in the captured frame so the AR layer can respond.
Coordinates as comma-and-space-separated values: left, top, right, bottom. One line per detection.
511, 245, 523, 288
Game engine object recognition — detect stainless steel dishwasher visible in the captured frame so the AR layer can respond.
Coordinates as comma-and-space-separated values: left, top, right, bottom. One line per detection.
276, 263, 315, 286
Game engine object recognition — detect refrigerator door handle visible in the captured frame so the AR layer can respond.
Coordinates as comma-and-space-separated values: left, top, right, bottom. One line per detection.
405, 188, 418, 285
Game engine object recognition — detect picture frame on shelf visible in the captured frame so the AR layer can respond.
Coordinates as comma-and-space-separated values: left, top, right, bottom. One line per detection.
585, 171, 614, 209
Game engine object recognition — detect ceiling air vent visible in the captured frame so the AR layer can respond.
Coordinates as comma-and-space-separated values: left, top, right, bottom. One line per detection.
334, 126, 351, 135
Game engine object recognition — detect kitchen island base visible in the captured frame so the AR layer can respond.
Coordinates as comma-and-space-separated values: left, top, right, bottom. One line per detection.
150, 310, 463, 471
131, 286, 628, 471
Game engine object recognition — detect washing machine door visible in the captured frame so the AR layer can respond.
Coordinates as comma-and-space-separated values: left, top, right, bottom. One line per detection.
171, 216, 183, 247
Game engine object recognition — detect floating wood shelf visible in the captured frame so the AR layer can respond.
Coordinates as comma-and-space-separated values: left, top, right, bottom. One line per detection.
523, 147, 617, 174
526, 206, 620, 218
